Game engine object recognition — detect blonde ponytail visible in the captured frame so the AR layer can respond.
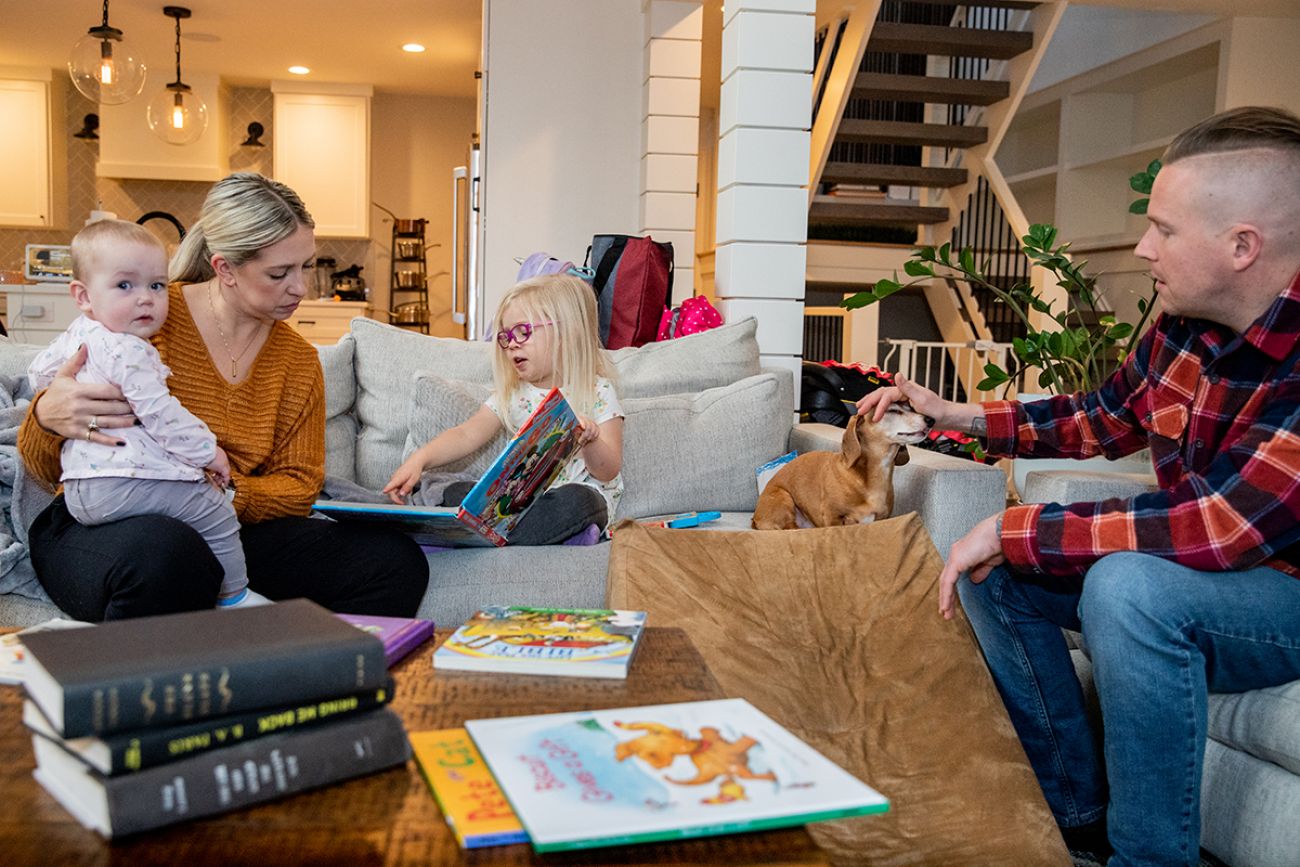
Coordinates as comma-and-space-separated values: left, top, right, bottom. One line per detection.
169, 223, 214, 283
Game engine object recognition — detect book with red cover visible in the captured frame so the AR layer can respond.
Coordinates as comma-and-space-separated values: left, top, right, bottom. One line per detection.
336, 614, 435, 667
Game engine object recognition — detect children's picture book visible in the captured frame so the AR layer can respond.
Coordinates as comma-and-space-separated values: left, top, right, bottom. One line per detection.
336, 613, 436, 667
465, 698, 889, 853
756, 451, 797, 496
0, 618, 92, 686
313, 386, 582, 547
635, 511, 722, 529
434, 606, 647, 679
410, 728, 529, 849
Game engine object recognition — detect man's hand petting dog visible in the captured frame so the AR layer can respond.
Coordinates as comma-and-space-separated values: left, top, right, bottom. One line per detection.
938, 512, 1005, 620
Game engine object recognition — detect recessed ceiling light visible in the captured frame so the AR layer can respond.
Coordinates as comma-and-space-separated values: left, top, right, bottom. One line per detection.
288, 65, 310, 75
402, 43, 426, 53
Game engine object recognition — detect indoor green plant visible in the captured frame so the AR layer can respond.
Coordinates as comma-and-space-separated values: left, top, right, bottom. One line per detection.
842, 161, 1162, 398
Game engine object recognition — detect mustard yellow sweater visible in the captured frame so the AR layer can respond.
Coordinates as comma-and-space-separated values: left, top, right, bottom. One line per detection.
19, 284, 325, 523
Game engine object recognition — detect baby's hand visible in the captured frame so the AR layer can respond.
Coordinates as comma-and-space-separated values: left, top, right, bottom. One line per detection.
576, 415, 601, 446
206, 446, 231, 489
383, 455, 427, 505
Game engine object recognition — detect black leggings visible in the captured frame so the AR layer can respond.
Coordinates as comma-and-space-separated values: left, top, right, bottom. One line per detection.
441, 482, 607, 546
29, 495, 430, 622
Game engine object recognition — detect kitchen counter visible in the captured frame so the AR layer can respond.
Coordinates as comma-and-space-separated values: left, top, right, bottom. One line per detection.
0, 282, 76, 345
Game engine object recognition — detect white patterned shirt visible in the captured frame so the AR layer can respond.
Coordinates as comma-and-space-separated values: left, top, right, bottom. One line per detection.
28, 315, 217, 482
486, 377, 624, 519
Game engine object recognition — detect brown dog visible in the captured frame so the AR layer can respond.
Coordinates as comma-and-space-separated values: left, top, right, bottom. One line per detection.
752, 403, 932, 530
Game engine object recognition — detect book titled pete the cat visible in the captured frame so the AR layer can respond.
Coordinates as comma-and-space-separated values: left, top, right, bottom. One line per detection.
410, 728, 528, 849
466, 698, 890, 853
32, 707, 411, 838
20, 599, 388, 739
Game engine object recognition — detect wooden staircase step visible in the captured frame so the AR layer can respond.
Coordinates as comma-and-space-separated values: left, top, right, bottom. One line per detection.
897, 0, 1040, 10
836, 118, 987, 148
867, 22, 1034, 60
822, 162, 967, 188
810, 199, 949, 226
853, 72, 1010, 106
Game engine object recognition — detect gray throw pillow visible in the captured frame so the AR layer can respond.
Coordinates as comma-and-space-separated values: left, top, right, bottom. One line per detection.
616, 371, 790, 520
610, 317, 759, 398
402, 373, 505, 478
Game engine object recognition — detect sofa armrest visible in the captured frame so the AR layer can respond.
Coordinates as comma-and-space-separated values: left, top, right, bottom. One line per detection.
786, 423, 1006, 560
1022, 470, 1159, 505
788, 421, 843, 454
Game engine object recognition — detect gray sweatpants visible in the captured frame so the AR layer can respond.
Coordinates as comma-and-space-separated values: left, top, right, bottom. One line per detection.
63, 476, 248, 601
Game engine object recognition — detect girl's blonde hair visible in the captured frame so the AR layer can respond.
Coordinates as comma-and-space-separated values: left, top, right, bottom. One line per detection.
169, 172, 314, 284
490, 274, 613, 428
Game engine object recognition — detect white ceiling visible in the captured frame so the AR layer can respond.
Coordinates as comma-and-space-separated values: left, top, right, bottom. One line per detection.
0, 0, 482, 98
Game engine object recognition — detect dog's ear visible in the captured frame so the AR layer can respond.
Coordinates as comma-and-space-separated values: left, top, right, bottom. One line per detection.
842, 415, 864, 465
894, 444, 911, 466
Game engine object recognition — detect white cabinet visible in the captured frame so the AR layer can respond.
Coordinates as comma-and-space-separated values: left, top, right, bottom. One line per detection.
272, 82, 372, 239
0, 283, 79, 345
0, 73, 63, 228
286, 299, 371, 345
97, 72, 230, 182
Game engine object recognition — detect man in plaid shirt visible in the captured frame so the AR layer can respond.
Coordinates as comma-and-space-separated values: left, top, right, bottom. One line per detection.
859, 107, 1300, 867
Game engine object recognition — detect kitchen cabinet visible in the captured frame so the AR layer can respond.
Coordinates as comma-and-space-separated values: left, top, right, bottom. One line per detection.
97, 72, 229, 182
272, 82, 372, 239
286, 299, 371, 345
0, 283, 78, 345
0, 73, 63, 228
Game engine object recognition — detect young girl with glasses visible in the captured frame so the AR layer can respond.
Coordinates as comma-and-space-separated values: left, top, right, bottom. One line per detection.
384, 274, 624, 544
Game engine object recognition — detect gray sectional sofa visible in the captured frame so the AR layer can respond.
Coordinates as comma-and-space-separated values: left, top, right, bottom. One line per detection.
0, 316, 1006, 630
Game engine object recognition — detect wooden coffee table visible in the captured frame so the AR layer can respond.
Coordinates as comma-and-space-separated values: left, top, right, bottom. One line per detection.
0, 627, 828, 865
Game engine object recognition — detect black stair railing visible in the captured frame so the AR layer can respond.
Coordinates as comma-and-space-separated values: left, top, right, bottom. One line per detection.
950, 175, 1030, 344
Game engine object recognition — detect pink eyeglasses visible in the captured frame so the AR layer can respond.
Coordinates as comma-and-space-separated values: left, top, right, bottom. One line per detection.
496, 320, 553, 348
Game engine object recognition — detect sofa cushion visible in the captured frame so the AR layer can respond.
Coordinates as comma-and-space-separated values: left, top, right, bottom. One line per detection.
609, 317, 759, 398
402, 373, 504, 477
617, 371, 790, 520
605, 514, 1070, 865
350, 318, 493, 488
318, 335, 358, 482
1208, 680, 1300, 776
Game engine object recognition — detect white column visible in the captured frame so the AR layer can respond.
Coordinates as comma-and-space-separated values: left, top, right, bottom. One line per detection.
642, 0, 703, 305
715, 0, 814, 393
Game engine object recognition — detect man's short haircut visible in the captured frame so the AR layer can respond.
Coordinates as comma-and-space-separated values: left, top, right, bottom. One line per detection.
1165, 106, 1300, 164
70, 219, 166, 281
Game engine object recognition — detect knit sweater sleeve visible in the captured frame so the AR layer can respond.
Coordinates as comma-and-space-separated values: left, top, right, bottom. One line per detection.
16, 390, 65, 489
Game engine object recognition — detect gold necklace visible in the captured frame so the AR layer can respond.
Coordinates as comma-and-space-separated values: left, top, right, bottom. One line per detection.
207, 282, 265, 380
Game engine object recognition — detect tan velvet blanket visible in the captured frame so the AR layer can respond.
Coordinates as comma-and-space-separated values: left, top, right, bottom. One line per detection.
606, 513, 1070, 866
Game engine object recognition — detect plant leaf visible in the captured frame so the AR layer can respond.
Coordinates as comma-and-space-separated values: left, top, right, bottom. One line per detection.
959, 246, 976, 274
1129, 198, 1150, 215
903, 259, 934, 277
1129, 171, 1154, 194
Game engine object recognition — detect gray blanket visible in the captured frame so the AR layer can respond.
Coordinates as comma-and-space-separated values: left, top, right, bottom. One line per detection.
0, 375, 52, 601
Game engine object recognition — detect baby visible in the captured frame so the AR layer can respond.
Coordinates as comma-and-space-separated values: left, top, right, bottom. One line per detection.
27, 219, 267, 609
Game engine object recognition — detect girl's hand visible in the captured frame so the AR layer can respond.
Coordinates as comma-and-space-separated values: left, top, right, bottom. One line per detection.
576, 415, 601, 446
383, 455, 427, 505
35, 345, 135, 445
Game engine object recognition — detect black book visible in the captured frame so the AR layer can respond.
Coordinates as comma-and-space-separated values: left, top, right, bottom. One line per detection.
32, 707, 411, 838
24, 677, 396, 776
21, 599, 387, 738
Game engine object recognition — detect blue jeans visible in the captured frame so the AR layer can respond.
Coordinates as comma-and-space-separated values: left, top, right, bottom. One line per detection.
958, 552, 1300, 867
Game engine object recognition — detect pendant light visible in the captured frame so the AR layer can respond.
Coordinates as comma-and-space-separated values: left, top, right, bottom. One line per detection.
146, 6, 208, 146
67, 0, 147, 105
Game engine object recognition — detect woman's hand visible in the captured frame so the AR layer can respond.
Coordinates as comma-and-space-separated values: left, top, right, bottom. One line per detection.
34, 345, 135, 445
383, 453, 428, 505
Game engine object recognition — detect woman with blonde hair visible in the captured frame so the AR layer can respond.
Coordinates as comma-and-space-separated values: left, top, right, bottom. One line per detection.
20, 172, 429, 621
385, 274, 624, 543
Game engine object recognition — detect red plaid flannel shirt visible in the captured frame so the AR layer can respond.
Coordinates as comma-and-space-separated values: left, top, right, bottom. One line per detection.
983, 270, 1300, 579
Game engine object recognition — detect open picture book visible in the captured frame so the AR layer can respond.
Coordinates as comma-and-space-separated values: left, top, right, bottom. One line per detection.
313, 387, 582, 547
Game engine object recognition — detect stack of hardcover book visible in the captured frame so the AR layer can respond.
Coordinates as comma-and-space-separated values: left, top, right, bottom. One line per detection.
20, 599, 412, 838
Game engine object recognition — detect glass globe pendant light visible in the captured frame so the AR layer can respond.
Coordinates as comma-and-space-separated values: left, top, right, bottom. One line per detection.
67, 0, 147, 105
146, 6, 208, 146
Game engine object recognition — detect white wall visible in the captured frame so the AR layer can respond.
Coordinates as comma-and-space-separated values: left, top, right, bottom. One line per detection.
1028, 5, 1217, 93
370, 92, 476, 337
480, 0, 644, 321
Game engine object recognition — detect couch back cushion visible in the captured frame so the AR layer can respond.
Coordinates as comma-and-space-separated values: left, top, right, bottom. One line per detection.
350, 318, 493, 488
401, 368, 792, 520
349, 317, 763, 488
317, 335, 359, 481
617, 370, 791, 519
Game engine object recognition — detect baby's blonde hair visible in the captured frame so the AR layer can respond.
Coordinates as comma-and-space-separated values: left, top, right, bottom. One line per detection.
490, 274, 613, 428
71, 219, 165, 282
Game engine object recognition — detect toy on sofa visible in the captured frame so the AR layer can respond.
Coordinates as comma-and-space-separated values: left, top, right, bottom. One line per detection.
383, 274, 625, 546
